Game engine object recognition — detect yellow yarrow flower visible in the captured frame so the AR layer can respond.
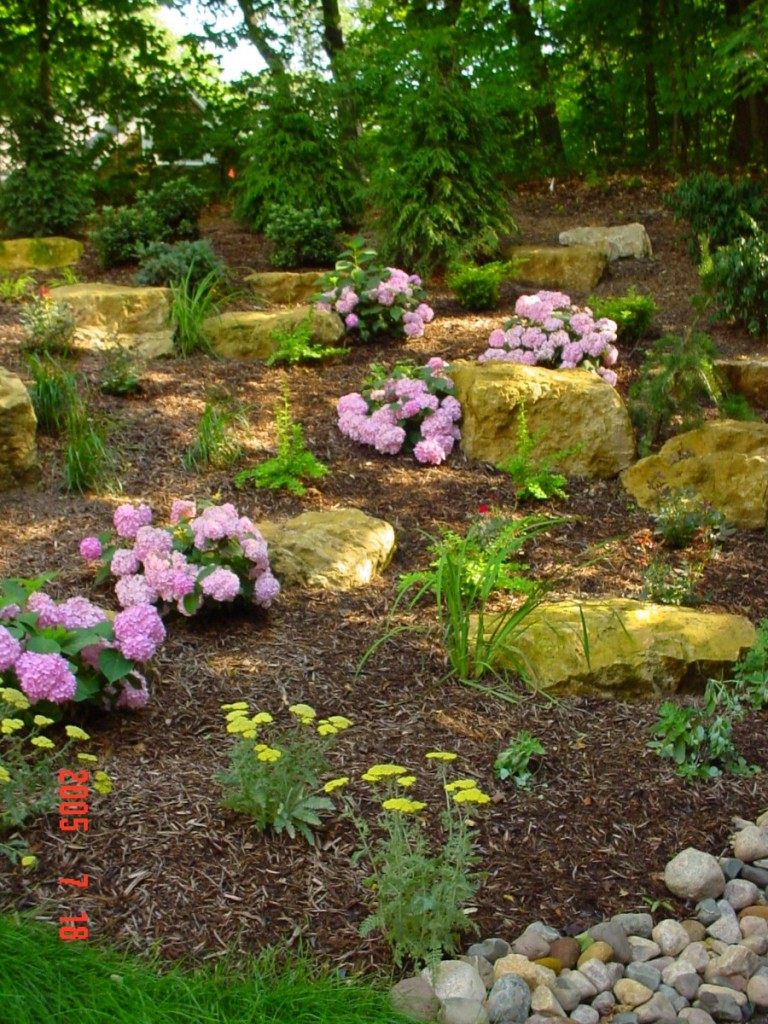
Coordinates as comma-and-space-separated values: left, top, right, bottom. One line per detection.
1, 718, 24, 734
34, 715, 55, 728
21, 855, 38, 870
221, 701, 249, 711
253, 743, 268, 752
30, 736, 55, 750
288, 703, 316, 721
77, 753, 98, 763
251, 712, 273, 725
225, 709, 249, 721
0, 766, 11, 783
327, 715, 352, 731
241, 729, 257, 740
1, 688, 29, 710
452, 788, 491, 805
317, 722, 338, 737
323, 776, 349, 794
64, 725, 90, 741
397, 775, 417, 787
382, 797, 427, 814
226, 718, 253, 734
362, 764, 407, 783
256, 747, 282, 763
94, 770, 113, 795
444, 779, 479, 792
425, 751, 457, 762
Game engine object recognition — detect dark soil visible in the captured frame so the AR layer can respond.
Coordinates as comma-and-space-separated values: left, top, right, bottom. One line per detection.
1, 175, 766, 975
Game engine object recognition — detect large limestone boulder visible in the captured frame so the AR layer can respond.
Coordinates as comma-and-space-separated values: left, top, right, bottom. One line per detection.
0, 368, 40, 490
0, 237, 83, 271
50, 283, 173, 359
448, 360, 635, 479
500, 244, 607, 294
717, 359, 768, 409
558, 223, 653, 261
621, 420, 768, 529
203, 307, 345, 360
480, 598, 756, 697
244, 271, 325, 306
256, 509, 396, 590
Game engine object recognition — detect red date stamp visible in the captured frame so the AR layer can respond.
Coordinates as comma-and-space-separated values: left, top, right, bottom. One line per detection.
58, 768, 90, 941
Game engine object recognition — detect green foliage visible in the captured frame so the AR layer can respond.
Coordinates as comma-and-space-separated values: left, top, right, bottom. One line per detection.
99, 345, 142, 397
19, 290, 75, 355
702, 219, 768, 338
445, 261, 510, 312
183, 395, 248, 471
24, 352, 80, 434
628, 331, 725, 456
170, 265, 222, 358
640, 552, 705, 607
493, 731, 546, 788
62, 401, 120, 495
138, 176, 207, 241
588, 288, 658, 347
0, 272, 36, 303
718, 393, 759, 422
496, 406, 582, 502
216, 702, 342, 846
0, 156, 93, 238
728, 620, 768, 712
266, 315, 349, 367
647, 679, 759, 782
234, 387, 329, 496
665, 172, 766, 261
233, 77, 360, 231
134, 239, 226, 289
89, 205, 164, 269
651, 487, 728, 550
265, 205, 340, 269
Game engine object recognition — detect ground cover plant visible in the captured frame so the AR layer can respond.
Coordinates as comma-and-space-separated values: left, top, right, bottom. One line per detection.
1, 176, 767, 983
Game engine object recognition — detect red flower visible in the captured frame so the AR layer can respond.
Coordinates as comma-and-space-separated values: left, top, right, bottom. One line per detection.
478, 505, 490, 514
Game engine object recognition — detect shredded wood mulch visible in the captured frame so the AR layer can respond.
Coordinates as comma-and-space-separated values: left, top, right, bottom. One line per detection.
1, 176, 766, 975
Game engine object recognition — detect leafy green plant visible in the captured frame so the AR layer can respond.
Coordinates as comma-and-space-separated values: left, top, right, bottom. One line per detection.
640, 552, 706, 607
24, 352, 80, 434
62, 401, 120, 495
0, 272, 36, 303
651, 487, 728, 550
496, 406, 583, 502
628, 330, 726, 455
99, 345, 142, 397
139, 176, 207, 241
89, 204, 164, 269
588, 288, 658, 347
0, 156, 93, 237
183, 395, 248, 471
701, 218, 768, 338
266, 315, 349, 367
445, 261, 511, 311
19, 288, 75, 354
235, 386, 329, 496
217, 700, 351, 845
718, 393, 759, 421
493, 731, 546, 788
327, 753, 488, 967
134, 239, 226, 289
730, 619, 768, 711
170, 264, 223, 358
664, 171, 766, 261
264, 205, 340, 269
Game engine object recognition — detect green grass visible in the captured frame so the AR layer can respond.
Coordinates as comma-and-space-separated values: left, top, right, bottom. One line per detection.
1, 914, 414, 1024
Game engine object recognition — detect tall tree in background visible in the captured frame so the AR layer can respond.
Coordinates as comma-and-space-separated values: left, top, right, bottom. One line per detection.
722, 0, 768, 163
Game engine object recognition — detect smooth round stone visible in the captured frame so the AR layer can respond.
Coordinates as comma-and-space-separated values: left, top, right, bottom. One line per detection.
493, 954, 556, 990
624, 963, 661, 992
661, 961, 700, 1001
680, 920, 706, 943
732, 825, 768, 863
651, 920, 691, 957
612, 1013, 639, 1024
627, 938, 662, 963
678, 941, 709, 973
579, 959, 617, 994
589, 923, 633, 965
678, 1009, 716, 1024
512, 931, 551, 960
534, 957, 563, 975
551, 938, 581, 970
695, 900, 721, 926
424, 961, 486, 1003
526, 922, 563, 944
634, 991, 677, 1024
747, 973, 768, 1009
591, 991, 616, 1016
658, 982, 689, 1012
723, 878, 759, 911
467, 938, 512, 964
665, 849, 725, 901
439, 997, 489, 1024
391, 975, 441, 1021
570, 1005, 600, 1024
553, 971, 599, 1011
738, 863, 768, 887
577, 942, 614, 967
614, 979, 653, 1008
740, 934, 768, 955
611, 913, 654, 939
487, 973, 531, 1024
703, 944, 758, 984
738, 905, 768, 921
530, 983, 566, 1017
705, 902, 741, 944
718, 858, 744, 882
739, 914, 768, 936
696, 984, 747, 1022
461, 955, 495, 990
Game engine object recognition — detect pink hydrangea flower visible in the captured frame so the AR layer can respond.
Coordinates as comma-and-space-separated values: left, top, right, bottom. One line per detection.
56, 597, 108, 630
0, 624, 21, 671
345, 313, 359, 329
111, 548, 141, 577
414, 439, 449, 465
15, 650, 77, 704
133, 525, 174, 562
80, 536, 102, 560
26, 592, 60, 628
113, 503, 152, 539
169, 499, 196, 525
253, 572, 281, 607
115, 673, 149, 710
200, 567, 241, 603
115, 574, 158, 609
113, 604, 166, 662
0, 604, 20, 621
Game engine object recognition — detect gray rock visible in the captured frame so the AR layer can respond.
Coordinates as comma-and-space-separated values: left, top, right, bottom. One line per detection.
652, 920, 691, 957
695, 984, 747, 1022
643, 958, 675, 974
612, 914, 655, 940
391, 975, 441, 1021
738, 864, 768, 888
512, 931, 552, 960
570, 1006, 599, 1024
461, 955, 495, 991
558, 223, 653, 261
439, 997, 490, 1024
488, 974, 532, 1024
746, 972, 768, 1008
696, 900, 722, 926
591, 991, 616, 1016
705, 903, 741, 945
658, 983, 689, 1012
678, 941, 709, 973
665, 850, 726, 902
634, 991, 678, 1023
425, 962, 486, 1003
662, 961, 701, 1000
723, 879, 759, 912
554, 972, 599, 1012
525, 922, 563, 944
739, 934, 768, 955
589, 923, 633, 964
530, 984, 567, 1017
678, 1010, 716, 1024
718, 859, 744, 883
528, 1016, 564, 1024
612, 1013, 639, 1024
625, 963, 661, 992
579, 960, 617, 993
628, 938, 662, 963
732, 825, 768, 863
704, 945, 759, 985
468, 938, 512, 964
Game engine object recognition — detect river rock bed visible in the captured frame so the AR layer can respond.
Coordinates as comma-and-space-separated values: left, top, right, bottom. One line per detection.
392, 812, 768, 1024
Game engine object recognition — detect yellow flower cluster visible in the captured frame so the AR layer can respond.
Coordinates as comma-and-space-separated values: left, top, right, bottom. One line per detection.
1, 688, 29, 711
253, 744, 282, 763
361, 763, 407, 783
323, 776, 349, 793
1, 718, 24, 735
222, 701, 352, 744
288, 703, 316, 725
425, 751, 458, 762
451, 787, 491, 805
382, 797, 427, 814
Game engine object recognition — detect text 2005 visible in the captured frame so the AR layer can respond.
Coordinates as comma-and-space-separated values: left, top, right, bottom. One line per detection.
58, 769, 90, 941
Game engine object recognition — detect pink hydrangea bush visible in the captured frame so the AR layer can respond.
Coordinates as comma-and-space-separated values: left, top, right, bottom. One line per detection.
337, 358, 461, 465
81, 500, 280, 617
314, 237, 434, 342
477, 290, 620, 386
0, 577, 162, 711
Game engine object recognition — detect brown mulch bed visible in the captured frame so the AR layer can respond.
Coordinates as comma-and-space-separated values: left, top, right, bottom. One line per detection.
1, 175, 767, 975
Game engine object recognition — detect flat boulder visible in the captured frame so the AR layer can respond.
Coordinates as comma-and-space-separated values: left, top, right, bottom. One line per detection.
202, 307, 344, 360
244, 271, 325, 305
716, 359, 768, 409
50, 283, 173, 359
0, 368, 40, 490
558, 223, 653, 261
256, 508, 395, 590
500, 244, 607, 294
448, 359, 635, 479
0, 236, 83, 271
621, 420, 768, 529
479, 598, 756, 697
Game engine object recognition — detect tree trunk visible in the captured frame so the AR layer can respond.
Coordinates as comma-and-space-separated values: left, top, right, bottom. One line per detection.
639, 0, 660, 156
725, 0, 768, 164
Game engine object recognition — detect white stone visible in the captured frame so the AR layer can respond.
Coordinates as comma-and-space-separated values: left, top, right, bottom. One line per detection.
652, 920, 692, 957
732, 825, 768, 863
558, 223, 653, 261
723, 879, 759, 911
424, 961, 486, 1003
628, 938, 662, 963
664, 849, 725, 902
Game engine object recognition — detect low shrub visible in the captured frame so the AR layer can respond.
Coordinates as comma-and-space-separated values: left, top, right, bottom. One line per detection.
0, 158, 93, 238
265, 315, 349, 367
588, 288, 658, 347
89, 205, 164, 269
445, 261, 510, 311
664, 171, 766, 260
134, 239, 226, 289
139, 176, 207, 241
701, 220, 768, 338
264, 205, 339, 269
497, 405, 583, 502
19, 287, 75, 355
